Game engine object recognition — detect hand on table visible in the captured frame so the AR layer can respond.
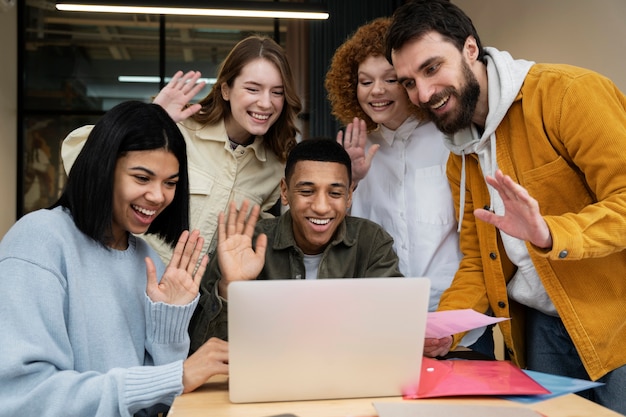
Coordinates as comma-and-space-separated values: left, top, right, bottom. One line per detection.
183, 337, 229, 393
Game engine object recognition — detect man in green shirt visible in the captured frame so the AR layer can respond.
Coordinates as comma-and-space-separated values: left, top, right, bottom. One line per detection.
189, 138, 402, 351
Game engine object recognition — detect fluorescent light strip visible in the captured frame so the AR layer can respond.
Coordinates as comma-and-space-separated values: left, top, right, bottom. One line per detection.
56, 4, 329, 20
118, 76, 217, 84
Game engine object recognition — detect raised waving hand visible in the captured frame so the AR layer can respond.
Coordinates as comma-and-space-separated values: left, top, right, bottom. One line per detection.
145, 229, 208, 306
153, 70, 207, 122
336, 117, 379, 186
216, 200, 268, 299
474, 170, 553, 249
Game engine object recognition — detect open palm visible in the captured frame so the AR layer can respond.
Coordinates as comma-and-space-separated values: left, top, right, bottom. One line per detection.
217, 201, 267, 287
146, 229, 209, 305
152, 70, 206, 122
336, 117, 379, 185
474, 170, 552, 249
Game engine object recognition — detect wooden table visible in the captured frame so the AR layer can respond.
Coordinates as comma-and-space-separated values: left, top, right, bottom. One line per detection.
168, 375, 623, 417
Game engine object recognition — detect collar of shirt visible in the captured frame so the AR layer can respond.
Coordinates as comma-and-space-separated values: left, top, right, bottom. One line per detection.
180, 118, 268, 162
377, 115, 420, 145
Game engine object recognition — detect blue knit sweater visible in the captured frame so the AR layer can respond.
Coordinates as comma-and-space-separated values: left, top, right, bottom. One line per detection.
0, 207, 198, 416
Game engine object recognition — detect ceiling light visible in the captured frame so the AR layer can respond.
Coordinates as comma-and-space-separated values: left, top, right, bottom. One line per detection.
118, 76, 217, 85
56, 1, 329, 20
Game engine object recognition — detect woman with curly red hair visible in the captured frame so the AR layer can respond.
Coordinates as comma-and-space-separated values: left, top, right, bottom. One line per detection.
325, 17, 493, 356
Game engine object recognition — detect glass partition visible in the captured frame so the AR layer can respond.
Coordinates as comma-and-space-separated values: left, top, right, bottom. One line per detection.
20, 1, 281, 214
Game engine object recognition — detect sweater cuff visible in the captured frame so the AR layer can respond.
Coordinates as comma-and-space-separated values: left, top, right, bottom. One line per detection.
124, 360, 184, 413
145, 294, 199, 344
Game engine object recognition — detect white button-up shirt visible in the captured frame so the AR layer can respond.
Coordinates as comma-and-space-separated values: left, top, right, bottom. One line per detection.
350, 117, 461, 312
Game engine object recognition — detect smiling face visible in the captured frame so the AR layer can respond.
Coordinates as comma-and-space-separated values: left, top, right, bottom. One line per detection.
221, 57, 285, 144
392, 31, 483, 134
281, 160, 352, 255
110, 149, 179, 250
356, 55, 412, 131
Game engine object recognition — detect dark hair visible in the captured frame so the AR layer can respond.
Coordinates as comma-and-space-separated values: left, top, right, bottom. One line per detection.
53, 101, 190, 248
386, 0, 485, 64
325, 17, 424, 132
190, 35, 301, 162
284, 138, 352, 185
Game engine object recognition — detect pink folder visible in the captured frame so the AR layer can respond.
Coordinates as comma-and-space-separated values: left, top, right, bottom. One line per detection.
403, 357, 550, 399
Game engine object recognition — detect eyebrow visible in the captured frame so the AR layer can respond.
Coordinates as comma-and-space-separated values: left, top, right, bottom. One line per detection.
419, 56, 440, 71
295, 181, 347, 188
243, 80, 284, 89
397, 56, 440, 85
358, 68, 396, 78
129, 166, 179, 179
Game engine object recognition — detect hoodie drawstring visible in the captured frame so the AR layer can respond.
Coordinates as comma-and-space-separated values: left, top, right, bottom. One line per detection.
457, 151, 466, 232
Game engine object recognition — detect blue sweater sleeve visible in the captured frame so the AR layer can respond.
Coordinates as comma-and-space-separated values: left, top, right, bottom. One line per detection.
145, 292, 199, 366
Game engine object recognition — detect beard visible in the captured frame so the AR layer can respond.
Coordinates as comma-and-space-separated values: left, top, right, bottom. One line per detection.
422, 61, 480, 135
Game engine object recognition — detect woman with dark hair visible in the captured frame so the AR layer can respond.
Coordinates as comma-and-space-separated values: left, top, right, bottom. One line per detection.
0, 101, 229, 416
55, 100, 190, 248
62, 35, 302, 263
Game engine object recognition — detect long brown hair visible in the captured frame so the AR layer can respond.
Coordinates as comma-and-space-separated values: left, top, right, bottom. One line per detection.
192, 35, 301, 162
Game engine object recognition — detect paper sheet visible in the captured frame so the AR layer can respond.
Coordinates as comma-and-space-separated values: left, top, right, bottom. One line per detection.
501, 369, 604, 404
426, 309, 509, 338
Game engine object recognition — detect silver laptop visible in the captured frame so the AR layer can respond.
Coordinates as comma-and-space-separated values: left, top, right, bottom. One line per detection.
228, 277, 430, 403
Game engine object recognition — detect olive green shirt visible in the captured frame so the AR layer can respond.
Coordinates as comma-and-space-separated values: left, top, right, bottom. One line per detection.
188, 210, 402, 352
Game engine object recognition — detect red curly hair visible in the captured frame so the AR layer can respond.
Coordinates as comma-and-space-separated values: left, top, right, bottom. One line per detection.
325, 17, 423, 132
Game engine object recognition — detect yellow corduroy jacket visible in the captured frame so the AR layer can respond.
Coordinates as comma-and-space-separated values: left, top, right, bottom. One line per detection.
439, 63, 626, 381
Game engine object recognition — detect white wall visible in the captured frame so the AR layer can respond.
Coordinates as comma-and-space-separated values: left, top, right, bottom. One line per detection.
0, 4, 17, 238
454, 0, 626, 91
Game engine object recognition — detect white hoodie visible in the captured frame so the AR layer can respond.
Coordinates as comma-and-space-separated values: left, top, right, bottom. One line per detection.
442, 47, 557, 316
